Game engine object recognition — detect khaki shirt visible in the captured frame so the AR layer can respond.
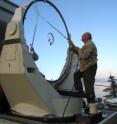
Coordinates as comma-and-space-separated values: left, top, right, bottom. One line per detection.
72, 40, 98, 72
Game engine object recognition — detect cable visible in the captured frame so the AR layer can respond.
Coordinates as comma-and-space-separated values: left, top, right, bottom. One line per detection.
61, 53, 79, 124
62, 81, 75, 124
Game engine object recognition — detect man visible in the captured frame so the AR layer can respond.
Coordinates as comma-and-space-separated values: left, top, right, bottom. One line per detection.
69, 32, 98, 114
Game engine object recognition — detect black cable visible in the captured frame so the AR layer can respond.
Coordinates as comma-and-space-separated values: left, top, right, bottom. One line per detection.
62, 55, 79, 124
62, 84, 75, 120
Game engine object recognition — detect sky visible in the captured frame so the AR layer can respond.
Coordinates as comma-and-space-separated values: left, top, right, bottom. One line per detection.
10, 0, 117, 81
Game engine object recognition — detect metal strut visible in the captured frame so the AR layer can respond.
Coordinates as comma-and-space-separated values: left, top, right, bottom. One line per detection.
30, 15, 38, 48
36, 9, 68, 40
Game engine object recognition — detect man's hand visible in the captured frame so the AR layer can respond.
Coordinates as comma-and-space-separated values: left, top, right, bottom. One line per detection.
69, 39, 75, 52
68, 39, 80, 55
68, 39, 74, 46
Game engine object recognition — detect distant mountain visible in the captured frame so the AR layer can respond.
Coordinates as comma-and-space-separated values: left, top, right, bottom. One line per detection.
95, 78, 108, 83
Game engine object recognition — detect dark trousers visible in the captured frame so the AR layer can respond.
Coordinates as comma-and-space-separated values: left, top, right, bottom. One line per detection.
74, 63, 97, 103
0, 95, 10, 113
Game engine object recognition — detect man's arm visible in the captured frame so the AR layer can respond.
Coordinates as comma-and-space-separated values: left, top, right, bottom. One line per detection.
69, 39, 80, 55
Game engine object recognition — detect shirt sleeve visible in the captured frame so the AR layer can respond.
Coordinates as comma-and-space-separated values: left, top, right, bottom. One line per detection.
70, 45, 79, 55
78, 43, 93, 60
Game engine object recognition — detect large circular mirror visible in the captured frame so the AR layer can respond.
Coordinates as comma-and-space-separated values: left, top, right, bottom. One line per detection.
24, 0, 70, 81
